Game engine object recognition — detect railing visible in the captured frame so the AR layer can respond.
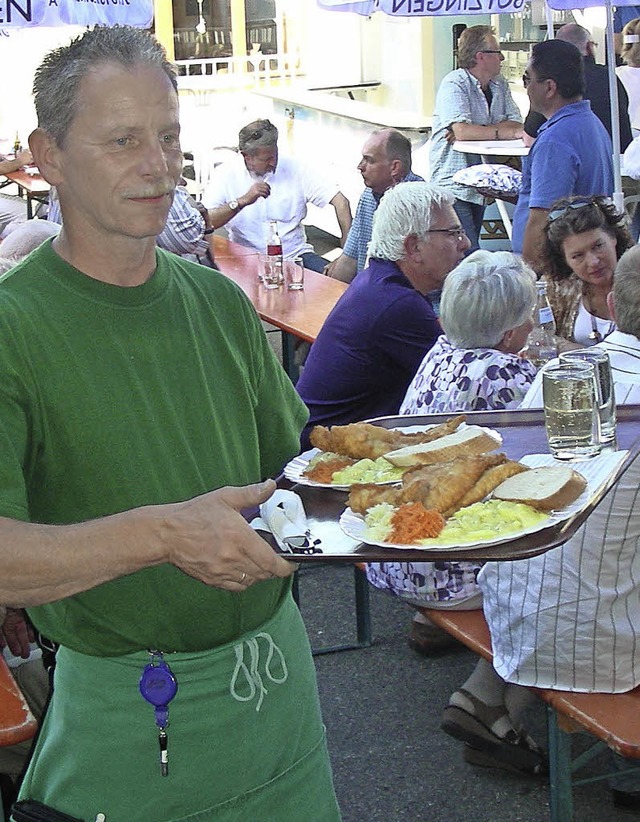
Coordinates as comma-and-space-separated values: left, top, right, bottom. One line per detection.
175, 52, 304, 89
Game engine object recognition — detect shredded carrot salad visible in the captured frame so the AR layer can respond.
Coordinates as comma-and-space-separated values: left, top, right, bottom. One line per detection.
390, 503, 446, 543
304, 457, 354, 484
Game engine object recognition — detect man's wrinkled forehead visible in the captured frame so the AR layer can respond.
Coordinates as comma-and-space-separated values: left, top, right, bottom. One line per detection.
67, 61, 179, 130
361, 134, 388, 161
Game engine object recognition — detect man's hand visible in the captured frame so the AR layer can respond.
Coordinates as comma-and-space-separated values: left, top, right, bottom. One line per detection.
324, 253, 357, 284
243, 181, 271, 206
0, 607, 35, 659
16, 149, 34, 167
168, 479, 296, 591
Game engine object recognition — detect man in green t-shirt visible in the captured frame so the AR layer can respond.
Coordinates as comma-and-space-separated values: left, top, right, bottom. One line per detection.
0, 26, 341, 822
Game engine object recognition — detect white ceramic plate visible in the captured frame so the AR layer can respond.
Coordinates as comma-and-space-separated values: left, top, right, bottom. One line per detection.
338, 451, 627, 551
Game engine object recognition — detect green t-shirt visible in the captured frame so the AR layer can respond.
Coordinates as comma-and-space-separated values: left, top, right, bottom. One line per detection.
0, 241, 308, 655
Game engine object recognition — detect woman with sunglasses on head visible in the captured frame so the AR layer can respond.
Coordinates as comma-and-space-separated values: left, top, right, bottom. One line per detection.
540, 195, 634, 346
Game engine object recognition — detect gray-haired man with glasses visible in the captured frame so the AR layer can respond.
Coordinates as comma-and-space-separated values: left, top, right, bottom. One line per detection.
296, 182, 470, 447
203, 118, 352, 271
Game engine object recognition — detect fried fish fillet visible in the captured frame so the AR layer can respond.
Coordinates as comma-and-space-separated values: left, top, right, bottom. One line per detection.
310, 415, 466, 460
400, 453, 506, 513
347, 453, 506, 515
442, 460, 529, 517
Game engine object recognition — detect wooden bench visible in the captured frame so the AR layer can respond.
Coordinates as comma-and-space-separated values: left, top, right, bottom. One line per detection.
0, 654, 38, 748
421, 607, 640, 822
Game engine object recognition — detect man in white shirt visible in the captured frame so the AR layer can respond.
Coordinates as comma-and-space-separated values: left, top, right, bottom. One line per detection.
441, 246, 640, 806
203, 119, 352, 271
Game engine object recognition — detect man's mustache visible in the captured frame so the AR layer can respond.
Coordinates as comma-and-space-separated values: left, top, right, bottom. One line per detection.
123, 184, 175, 199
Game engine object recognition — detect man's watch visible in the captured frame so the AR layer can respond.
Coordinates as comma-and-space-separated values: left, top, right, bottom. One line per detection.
227, 199, 240, 211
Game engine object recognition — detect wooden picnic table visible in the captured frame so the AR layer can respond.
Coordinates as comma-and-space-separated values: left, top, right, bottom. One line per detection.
213, 235, 347, 379
2, 168, 50, 219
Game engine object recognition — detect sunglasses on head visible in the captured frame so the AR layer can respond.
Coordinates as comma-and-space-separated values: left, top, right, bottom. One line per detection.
247, 122, 276, 142
547, 199, 609, 223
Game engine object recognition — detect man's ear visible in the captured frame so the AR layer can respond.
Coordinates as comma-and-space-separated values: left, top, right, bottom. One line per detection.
403, 233, 421, 261
545, 77, 558, 101
607, 290, 616, 323
28, 128, 64, 187
389, 158, 403, 183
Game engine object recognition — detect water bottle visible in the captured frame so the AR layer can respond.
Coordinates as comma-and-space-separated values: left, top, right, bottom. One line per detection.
524, 280, 558, 367
266, 220, 283, 284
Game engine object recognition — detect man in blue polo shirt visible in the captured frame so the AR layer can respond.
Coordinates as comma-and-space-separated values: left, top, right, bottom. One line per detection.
512, 39, 614, 268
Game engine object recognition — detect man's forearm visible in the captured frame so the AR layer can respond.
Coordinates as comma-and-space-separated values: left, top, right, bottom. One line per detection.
451, 121, 523, 141
1, 481, 295, 607
0, 506, 167, 607
522, 208, 550, 272
326, 253, 357, 283
208, 204, 239, 230
0, 157, 24, 175
330, 192, 352, 246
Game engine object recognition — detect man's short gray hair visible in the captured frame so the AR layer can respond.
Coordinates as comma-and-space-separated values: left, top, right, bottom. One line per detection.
33, 26, 177, 147
441, 251, 537, 348
613, 245, 640, 338
556, 23, 591, 55
368, 182, 455, 261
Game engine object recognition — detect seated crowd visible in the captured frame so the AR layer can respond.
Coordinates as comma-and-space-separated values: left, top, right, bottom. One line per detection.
1, 20, 640, 822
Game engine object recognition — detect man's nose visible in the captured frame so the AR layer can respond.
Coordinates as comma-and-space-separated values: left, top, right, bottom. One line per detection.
140, 138, 173, 176
460, 233, 472, 252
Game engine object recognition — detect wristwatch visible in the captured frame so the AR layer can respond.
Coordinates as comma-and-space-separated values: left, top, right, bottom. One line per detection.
227, 199, 240, 211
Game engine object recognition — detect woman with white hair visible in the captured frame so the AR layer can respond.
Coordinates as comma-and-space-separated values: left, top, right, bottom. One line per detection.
366, 252, 539, 660
401, 250, 538, 414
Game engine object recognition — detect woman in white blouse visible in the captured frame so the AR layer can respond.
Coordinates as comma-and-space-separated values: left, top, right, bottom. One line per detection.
540, 196, 633, 347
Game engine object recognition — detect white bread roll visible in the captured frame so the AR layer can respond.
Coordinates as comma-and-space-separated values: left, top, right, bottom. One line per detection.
491, 465, 587, 511
384, 426, 502, 467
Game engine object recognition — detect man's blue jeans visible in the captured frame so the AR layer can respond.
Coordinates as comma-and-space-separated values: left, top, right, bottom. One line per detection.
454, 198, 485, 252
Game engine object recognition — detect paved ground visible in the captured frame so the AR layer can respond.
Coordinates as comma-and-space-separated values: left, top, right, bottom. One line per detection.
298, 564, 637, 822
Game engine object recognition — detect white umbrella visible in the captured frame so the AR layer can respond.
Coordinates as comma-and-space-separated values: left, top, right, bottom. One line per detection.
1, 0, 153, 29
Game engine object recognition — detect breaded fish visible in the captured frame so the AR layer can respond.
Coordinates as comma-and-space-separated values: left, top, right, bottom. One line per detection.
347, 453, 506, 515
400, 453, 506, 513
442, 460, 528, 517
310, 415, 465, 460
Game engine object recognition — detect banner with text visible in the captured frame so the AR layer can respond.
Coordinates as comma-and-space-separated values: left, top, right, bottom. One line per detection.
0, 0, 153, 29
377, 0, 528, 15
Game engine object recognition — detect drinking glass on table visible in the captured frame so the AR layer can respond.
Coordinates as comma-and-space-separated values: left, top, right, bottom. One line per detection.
542, 362, 602, 460
285, 257, 305, 290
559, 349, 616, 447
260, 254, 283, 289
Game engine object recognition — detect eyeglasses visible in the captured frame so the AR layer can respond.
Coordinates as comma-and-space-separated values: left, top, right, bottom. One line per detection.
547, 200, 602, 223
425, 227, 467, 241
522, 73, 549, 88
480, 49, 504, 56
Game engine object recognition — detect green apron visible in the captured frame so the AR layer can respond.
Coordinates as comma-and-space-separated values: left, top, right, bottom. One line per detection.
17, 595, 341, 821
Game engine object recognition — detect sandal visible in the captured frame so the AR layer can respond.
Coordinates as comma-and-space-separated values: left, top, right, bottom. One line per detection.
463, 744, 548, 777
441, 688, 547, 776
